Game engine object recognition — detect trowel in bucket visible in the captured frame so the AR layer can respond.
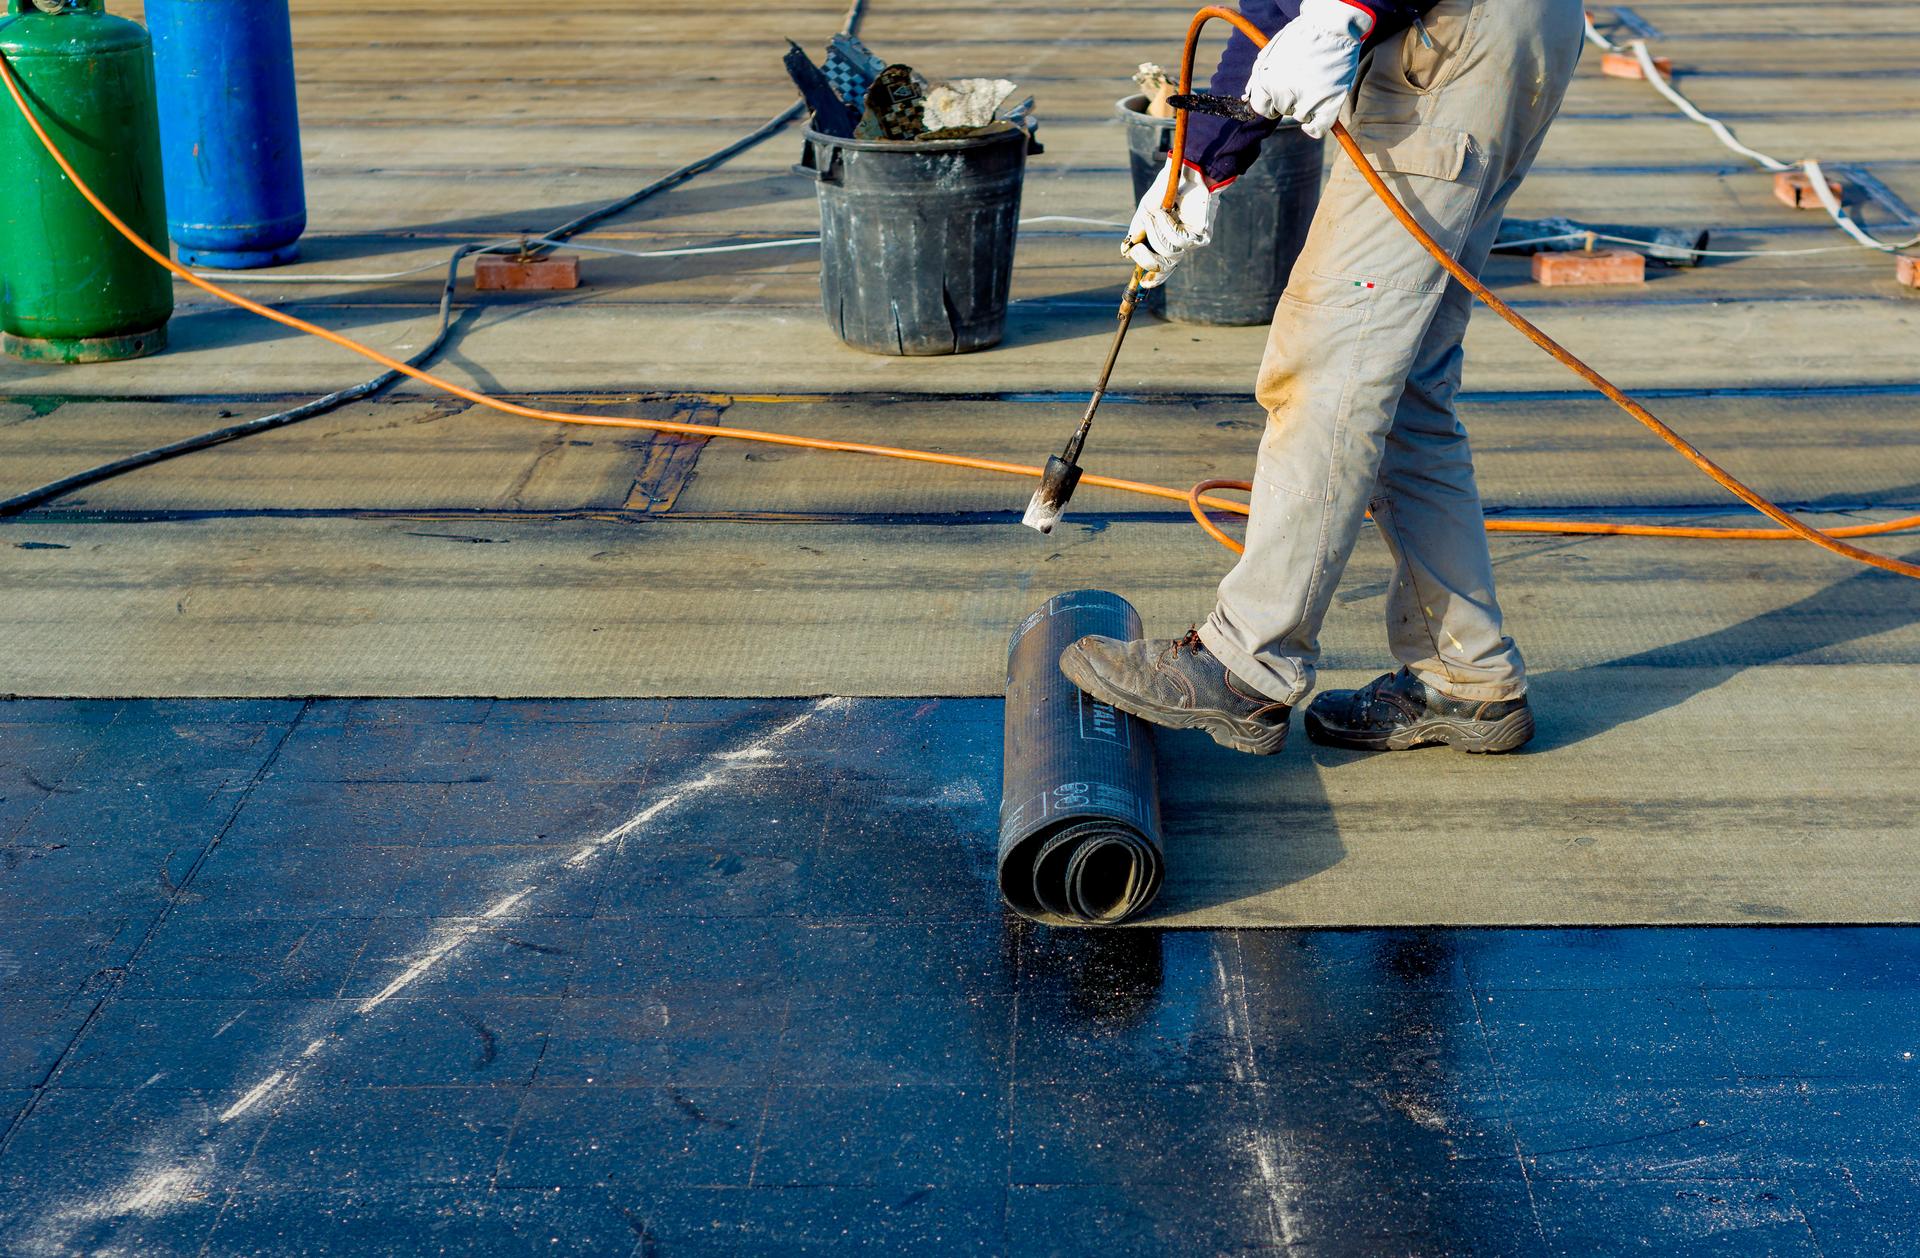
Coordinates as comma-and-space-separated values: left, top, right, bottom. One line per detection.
1021, 267, 1147, 534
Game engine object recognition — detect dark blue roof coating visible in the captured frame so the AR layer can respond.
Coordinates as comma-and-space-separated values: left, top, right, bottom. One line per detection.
2, 698, 1916, 1255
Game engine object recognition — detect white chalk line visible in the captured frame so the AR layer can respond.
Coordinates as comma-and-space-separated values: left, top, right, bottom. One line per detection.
21, 699, 845, 1251
112, 1163, 207, 1218
1212, 941, 1302, 1250
356, 887, 533, 1013
562, 777, 714, 868
216, 1071, 286, 1124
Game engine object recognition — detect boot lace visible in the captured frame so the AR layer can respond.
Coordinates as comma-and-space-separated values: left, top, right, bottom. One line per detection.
1161, 625, 1205, 663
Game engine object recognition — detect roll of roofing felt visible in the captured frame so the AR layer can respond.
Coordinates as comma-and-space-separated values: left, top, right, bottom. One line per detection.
999, 590, 1164, 925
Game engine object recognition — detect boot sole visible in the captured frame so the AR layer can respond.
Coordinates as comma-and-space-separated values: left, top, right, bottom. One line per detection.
1304, 705, 1535, 755
1059, 646, 1288, 756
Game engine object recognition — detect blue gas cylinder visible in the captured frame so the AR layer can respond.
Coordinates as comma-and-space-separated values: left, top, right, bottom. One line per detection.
144, 0, 306, 268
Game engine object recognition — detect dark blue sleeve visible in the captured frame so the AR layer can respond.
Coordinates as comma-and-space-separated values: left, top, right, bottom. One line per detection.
1183, 0, 1438, 187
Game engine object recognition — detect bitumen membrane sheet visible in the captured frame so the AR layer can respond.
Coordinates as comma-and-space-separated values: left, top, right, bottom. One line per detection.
4, 0, 1920, 1251
4, 699, 1920, 1256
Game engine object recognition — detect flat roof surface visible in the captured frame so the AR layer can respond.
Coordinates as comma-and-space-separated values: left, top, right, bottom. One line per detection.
4, 2, 1917, 702
3, 0, 1919, 1252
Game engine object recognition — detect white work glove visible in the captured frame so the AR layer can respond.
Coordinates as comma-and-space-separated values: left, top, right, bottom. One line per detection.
1125, 160, 1217, 288
1245, 0, 1373, 139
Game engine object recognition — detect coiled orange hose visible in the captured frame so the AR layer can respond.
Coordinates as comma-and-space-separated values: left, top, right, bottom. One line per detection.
2, 35, 1913, 576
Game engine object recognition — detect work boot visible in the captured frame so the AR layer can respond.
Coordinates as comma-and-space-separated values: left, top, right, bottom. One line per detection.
1059, 628, 1291, 755
1305, 668, 1534, 754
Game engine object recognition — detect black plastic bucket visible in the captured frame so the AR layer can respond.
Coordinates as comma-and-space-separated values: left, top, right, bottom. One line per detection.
797, 125, 1030, 355
1118, 94, 1323, 326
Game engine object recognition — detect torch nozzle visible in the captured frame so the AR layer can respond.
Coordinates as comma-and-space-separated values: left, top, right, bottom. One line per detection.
1021, 455, 1084, 535
1017, 267, 1143, 536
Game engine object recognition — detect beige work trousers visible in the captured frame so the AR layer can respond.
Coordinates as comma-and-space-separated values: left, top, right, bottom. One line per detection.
1199, 0, 1587, 704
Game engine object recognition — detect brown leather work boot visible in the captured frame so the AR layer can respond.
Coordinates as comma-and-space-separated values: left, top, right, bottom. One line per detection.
1059, 628, 1292, 755
1305, 667, 1534, 754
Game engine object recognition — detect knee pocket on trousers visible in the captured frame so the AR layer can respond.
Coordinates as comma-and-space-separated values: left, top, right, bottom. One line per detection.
1252, 295, 1372, 503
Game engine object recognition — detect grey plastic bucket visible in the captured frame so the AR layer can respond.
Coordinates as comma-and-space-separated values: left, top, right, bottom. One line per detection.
1118, 95, 1323, 326
797, 125, 1030, 355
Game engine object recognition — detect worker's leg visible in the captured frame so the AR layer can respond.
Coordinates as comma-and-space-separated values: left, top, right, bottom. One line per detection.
1199, 0, 1586, 704
1370, 157, 1550, 700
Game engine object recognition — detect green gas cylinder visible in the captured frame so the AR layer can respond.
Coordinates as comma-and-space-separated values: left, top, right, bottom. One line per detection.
0, 0, 171, 363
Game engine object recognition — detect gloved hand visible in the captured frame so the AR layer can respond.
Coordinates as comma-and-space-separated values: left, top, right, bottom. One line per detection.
1125, 160, 1218, 287
1245, 0, 1373, 139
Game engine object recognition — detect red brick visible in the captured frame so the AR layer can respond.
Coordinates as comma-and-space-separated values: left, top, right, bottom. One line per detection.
1898, 255, 1919, 290
1531, 248, 1646, 287
473, 254, 581, 291
1600, 50, 1671, 80
1773, 171, 1844, 210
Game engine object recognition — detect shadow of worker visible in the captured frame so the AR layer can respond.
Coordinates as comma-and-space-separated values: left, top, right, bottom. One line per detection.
1143, 535, 1920, 916
1148, 729, 1346, 920
1531, 540, 1920, 753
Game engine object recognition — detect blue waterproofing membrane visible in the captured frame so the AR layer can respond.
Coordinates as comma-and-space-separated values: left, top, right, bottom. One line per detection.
1, 698, 1916, 1256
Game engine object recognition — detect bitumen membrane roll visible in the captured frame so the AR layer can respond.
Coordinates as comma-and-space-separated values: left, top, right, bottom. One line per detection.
998, 590, 1164, 925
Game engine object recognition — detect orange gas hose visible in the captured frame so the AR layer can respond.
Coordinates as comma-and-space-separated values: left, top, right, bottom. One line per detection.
1185, 476, 1920, 555
3, 42, 1914, 576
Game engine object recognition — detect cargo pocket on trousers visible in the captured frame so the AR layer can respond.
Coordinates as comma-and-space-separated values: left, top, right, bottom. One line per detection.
1313, 122, 1483, 296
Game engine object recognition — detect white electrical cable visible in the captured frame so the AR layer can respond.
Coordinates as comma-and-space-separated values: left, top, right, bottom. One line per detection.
1500, 232, 1592, 249
184, 217, 1134, 285
185, 237, 823, 282
188, 244, 519, 283
1018, 215, 1132, 228
1628, 39, 1793, 173
1628, 236, 1883, 258
553, 236, 820, 260
1598, 31, 1920, 254
1502, 230, 1879, 258
1584, 12, 1917, 255
1803, 157, 1920, 253
1581, 11, 1622, 52
189, 223, 1877, 288
527, 227, 1906, 266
